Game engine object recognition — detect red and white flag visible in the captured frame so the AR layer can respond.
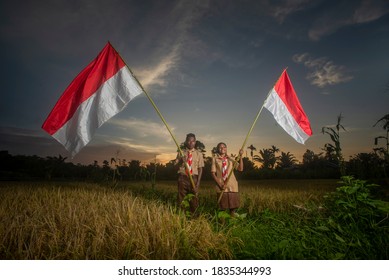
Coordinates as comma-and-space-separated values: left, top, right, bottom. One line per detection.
264, 70, 312, 144
42, 42, 143, 156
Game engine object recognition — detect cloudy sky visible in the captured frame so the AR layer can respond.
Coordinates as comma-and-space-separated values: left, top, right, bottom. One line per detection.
1, 0, 388, 165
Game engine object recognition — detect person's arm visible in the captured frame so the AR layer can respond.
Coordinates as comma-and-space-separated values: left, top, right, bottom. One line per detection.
211, 156, 223, 190
211, 172, 224, 190
174, 151, 186, 166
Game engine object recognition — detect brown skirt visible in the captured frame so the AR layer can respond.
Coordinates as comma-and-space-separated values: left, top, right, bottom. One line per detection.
217, 192, 240, 210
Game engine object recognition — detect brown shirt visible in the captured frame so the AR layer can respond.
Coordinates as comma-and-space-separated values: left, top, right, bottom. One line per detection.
211, 156, 239, 192
177, 148, 205, 176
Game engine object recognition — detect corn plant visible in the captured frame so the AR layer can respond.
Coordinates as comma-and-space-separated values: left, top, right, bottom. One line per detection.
322, 113, 346, 176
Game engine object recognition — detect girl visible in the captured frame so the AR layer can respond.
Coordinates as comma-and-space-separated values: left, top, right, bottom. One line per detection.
211, 142, 244, 217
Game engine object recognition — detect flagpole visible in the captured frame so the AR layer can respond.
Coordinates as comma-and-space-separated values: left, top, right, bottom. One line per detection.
131, 69, 197, 191
115, 49, 197, 192
217, 69, 286, 204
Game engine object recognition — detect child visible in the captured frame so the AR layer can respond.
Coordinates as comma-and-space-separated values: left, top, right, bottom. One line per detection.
211, 142, 244, 217
175, 133, 204, 215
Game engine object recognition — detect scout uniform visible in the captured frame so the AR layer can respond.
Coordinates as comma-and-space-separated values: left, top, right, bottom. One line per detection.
177, 148, 204, 214
211, 155, 240, 210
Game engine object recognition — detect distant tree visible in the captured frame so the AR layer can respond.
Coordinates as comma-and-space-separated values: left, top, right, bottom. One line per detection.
45, 154, 67, 180
247, 144, 257, 160
211, 146, 218, 156
270, 145, 280, 154
277, 152, 297, 169
195, 140, 206, 157
302, 149, 322, 165
348, 152, 384, 179
102, 160, 110, 169
128, 160, 141, 179
242, 157, 256, 172
254, 148, 277, 169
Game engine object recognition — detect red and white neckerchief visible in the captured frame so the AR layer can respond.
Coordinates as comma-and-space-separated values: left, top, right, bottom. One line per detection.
221, 156, 228, 181
186, 151, 193, 175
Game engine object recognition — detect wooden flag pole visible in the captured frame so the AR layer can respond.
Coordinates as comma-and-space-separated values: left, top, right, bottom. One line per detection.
217, 101, 267, 204
129, 66, 196, 191
116, 48, 197, 192
217, 69, 286, 204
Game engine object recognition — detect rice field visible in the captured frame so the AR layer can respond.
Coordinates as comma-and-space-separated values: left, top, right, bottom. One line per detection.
0, 179, 387, 260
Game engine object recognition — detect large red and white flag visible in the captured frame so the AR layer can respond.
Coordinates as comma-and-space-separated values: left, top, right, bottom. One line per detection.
42, 42, 143, 156
264, 70, 312, 144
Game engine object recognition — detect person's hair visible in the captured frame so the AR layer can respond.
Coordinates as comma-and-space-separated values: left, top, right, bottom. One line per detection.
217, 142, 227, 150
186, 133, 196, 140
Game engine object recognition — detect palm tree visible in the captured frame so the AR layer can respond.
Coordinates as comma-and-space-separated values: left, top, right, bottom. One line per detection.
254, 148, 277, 169
247, 144, 257, 160
277, 152, 297, 169
270, 145, 280, 154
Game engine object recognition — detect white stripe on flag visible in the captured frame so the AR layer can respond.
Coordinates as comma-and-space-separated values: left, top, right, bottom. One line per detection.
52, 67, 143, 156
264, 88, 310, 144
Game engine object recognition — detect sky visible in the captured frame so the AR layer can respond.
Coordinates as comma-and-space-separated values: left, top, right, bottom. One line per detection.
0, 0, 388, 166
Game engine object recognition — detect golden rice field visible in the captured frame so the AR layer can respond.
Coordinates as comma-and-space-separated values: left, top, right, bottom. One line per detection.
0, 179, 340, 259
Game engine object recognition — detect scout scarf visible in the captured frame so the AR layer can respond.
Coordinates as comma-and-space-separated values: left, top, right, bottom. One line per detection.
186, 151, 193, 175
221, 156, 228, 181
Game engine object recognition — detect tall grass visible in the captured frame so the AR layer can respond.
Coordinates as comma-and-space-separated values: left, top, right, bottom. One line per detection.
1, 179, 387, 259
0, 182, 232, 259
238, 179, 333, 214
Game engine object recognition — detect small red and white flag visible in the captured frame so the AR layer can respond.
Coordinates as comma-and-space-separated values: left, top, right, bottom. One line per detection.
42, 42, 143, 156
264, 70, 312, 144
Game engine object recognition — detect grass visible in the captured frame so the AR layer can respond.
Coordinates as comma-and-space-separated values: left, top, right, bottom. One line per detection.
0, 178, 387, 259
0, 182, 232, 259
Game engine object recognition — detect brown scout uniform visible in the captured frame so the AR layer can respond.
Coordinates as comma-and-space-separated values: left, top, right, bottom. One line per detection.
211, 155, 240, 210
177, 148, 204, 214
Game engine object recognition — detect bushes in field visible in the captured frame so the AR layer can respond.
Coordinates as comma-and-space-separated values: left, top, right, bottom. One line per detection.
230, 176, 389, 259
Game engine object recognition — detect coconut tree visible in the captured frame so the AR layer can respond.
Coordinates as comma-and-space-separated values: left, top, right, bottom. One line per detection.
270, 145, 280, 154
247, 144, 257, 160
277, 151, 297, 169
254, 148, 277, 169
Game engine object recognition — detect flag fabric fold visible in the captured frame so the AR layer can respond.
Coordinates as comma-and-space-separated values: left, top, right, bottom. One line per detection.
42, 42, 143, 156
264, 70, 312, 144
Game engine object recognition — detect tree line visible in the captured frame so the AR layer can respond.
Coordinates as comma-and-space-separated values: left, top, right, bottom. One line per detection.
1, 113, 387, 183
0, 147, 387, 183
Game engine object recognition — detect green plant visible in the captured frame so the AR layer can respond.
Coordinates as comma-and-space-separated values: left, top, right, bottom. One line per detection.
181, 193, 195, 218
321, 176, 389, 259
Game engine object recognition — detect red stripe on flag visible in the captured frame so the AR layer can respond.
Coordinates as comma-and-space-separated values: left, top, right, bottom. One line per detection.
42, 42, 126, 135
274, 70, 312, 136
